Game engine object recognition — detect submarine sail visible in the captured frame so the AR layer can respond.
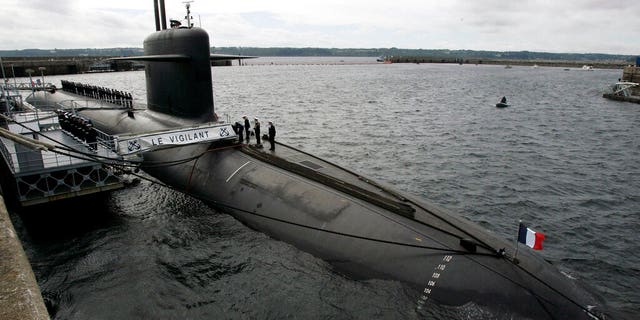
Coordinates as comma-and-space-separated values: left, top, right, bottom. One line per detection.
23, 1, 616, 319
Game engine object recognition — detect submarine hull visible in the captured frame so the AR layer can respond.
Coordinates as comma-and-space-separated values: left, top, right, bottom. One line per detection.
139, 143, 608, 319
21, 88, 612, 319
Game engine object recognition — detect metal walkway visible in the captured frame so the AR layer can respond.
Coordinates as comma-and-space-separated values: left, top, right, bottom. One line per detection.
0, 110, 125, 206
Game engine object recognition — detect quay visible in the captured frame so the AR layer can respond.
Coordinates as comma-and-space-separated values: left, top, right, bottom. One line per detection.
0, 195, 49, 320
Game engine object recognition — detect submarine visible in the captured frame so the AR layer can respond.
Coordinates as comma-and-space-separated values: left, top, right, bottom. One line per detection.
25, 1, 615, 319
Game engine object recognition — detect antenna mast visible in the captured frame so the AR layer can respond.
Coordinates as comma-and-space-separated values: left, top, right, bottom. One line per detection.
183, 1, 194, 28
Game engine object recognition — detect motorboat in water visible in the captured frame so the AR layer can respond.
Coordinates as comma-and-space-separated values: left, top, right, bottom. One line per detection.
496, 96, 510, 108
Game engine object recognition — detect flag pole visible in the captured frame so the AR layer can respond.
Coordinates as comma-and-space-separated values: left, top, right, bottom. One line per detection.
513, 219, 522, 264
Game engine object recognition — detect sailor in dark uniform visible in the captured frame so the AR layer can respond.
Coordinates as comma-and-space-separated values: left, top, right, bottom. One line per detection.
234, 122, 244, 144
268, 121, 276, 151
243, 115, 250, 143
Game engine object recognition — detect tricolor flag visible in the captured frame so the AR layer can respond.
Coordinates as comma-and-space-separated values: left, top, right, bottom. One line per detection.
518, 222, 545, 250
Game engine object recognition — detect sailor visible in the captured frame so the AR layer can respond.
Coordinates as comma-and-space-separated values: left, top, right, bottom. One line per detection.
268, 121, 276, 151
243, 115, 251, 143
86, 122, 98, 151
254, 117, 261, 146
500, 96, 507, 103
234, 122, 244, 144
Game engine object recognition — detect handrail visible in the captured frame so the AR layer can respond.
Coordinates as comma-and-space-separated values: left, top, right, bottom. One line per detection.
0, 108, 121, 174
1, 82, 56, 91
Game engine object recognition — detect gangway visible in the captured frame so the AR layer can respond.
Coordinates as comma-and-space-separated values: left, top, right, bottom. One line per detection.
1, 104, 238, 206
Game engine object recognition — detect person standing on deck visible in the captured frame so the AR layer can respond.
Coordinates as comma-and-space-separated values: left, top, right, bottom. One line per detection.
268, 121, 276, 151
254, 117, 262, 146
234, 122, 244, 144
243, 115, 251, 143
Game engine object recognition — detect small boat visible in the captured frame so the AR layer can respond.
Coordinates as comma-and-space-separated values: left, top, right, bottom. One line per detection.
496, 96, 509, 108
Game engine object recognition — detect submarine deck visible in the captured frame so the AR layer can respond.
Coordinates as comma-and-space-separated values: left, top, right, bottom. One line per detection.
237, 140, 506, 256
242, 142, 414, 216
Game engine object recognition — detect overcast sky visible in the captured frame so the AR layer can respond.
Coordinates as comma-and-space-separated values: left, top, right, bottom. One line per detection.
1, 0, 638, 55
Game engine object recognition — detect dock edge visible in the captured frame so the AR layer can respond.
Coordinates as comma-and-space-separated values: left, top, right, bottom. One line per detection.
0, 195, 49, 320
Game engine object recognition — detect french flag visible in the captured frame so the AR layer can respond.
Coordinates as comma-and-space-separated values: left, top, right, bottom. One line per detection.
518, 222, 545, 250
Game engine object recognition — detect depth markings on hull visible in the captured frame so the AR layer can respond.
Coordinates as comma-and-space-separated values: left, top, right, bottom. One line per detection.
226, 161, 252, 182
416, 254, 454, 310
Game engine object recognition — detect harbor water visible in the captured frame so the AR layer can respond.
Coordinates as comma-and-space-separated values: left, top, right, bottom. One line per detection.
9, 61, 640, 319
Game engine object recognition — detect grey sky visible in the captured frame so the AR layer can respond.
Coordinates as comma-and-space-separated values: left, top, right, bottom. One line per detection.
1, 0, 638, 55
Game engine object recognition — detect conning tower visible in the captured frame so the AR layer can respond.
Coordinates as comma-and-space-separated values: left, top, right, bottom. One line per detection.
143, 27, 213, 119
126, 0, 215, 120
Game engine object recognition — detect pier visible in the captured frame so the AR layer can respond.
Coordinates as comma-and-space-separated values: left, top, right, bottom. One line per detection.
0, 195, 49, 320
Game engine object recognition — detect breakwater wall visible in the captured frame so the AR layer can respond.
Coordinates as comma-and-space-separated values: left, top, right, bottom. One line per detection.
0, 195, 49, 320
0, 57, 138, 77
387, 56, 630, 69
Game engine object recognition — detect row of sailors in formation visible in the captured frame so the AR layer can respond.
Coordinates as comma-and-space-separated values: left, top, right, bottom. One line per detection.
60, 80, 133, 108
56, 110, 98, 151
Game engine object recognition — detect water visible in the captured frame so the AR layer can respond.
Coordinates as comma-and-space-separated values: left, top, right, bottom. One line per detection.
9, 62, 640, 319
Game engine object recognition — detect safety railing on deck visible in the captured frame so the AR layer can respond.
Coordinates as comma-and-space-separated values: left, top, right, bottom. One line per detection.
0, 136, 115, 175
2, 82, 56, 91
1, 109, 121, 175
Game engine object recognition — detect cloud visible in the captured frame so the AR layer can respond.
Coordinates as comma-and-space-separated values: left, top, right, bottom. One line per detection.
1, 0, 638, 55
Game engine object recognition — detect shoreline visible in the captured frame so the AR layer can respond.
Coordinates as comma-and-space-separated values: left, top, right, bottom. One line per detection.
1, 56, 630, 77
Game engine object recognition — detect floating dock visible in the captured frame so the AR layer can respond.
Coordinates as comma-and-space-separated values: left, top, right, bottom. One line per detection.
1, 84, 128, 207
0, 111, 126, 207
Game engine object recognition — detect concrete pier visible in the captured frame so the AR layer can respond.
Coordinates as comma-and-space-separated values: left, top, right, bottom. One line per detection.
0, 196, 49, 320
